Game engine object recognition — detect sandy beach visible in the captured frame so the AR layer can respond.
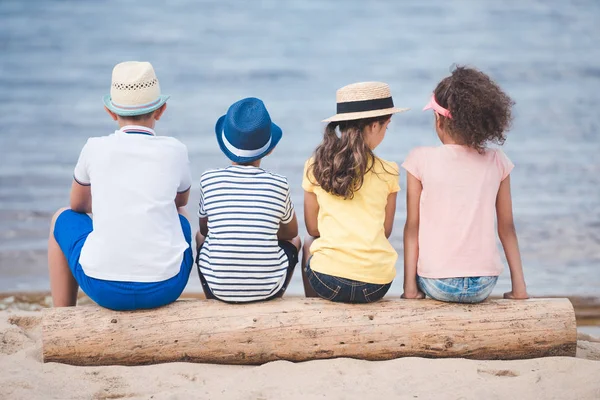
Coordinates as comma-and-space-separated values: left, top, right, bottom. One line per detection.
1, 304, 599, 400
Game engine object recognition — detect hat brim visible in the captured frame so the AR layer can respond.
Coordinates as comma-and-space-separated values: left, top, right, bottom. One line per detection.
215, 115, 283, 163
103, 94, 170, 117
322, 107, 410, 123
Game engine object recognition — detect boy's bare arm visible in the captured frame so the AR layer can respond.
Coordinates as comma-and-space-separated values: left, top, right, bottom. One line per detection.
175, 188, 190, 208
199, 217, 209, 237
401, 172, 424, 299
70, 180, 92, 214
278, 213, 298, 241
496, 176, 528, 299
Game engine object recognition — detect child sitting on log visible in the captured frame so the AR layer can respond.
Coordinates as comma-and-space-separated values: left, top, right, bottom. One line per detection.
401, 66, 528, 303
48, 61, 194, 310
301, 82, 408, 303
195, 97, 301, 303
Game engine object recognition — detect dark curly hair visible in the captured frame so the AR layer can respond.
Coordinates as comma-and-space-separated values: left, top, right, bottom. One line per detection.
309, 115, 391, 199
434, 66, 514, 152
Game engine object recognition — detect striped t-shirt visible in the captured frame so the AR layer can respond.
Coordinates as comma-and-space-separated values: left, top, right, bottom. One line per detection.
197, 165, 295, 302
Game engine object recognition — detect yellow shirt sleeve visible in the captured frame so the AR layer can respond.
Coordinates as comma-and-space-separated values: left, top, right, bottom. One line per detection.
302, 158, 316, 193
384, 161, 400, 193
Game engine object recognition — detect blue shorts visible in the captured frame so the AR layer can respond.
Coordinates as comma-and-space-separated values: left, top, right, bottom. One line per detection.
417, 275, 498, 304
53, 210, 193, 311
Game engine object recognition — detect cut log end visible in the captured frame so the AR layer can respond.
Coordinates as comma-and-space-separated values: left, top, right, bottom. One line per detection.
42, 298, 577, 366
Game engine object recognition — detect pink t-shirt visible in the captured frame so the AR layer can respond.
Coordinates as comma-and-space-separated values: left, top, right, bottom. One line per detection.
402, 145, 514, 279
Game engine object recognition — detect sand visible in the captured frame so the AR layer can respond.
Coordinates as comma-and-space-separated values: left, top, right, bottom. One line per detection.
0, 310, 599, 400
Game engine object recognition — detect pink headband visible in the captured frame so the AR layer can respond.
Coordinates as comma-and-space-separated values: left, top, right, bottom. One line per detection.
423, 94, 452, 119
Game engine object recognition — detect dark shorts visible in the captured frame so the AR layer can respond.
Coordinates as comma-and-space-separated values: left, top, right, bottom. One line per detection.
196, 240, 299, 303
53, 210, 193, 311
306, 259, 392, 303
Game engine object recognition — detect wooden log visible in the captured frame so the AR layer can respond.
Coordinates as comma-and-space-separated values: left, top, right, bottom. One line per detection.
42, 298, 577, 366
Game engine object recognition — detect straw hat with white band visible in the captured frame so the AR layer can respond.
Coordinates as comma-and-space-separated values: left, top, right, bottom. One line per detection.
322, 81, 409, 122
103, 61, 170, 117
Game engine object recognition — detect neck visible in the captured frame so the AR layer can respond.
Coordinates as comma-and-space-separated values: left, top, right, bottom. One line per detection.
117, 119, 155, 129
232, 160, 261, 168
439, 129, 461, 145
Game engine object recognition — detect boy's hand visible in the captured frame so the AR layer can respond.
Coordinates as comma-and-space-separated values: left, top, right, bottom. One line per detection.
503, 290, 529, 300
401, 289, 426, 299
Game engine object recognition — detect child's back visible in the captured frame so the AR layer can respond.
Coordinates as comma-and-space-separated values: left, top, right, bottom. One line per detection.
195, 97, 300, 303
301, 81, 409, 303
401, 66, 527, 303
197, 165, 294, 302
48, 61, 194, 311
77, 128, 190, 281
403, 145, 513, 279
303, 156, 399, 283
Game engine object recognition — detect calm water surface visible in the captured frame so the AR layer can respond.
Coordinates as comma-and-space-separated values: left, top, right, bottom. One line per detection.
0, 0, 599, 297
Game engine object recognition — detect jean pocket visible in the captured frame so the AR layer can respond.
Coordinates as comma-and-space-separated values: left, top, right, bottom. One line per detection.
308, 270, 341, 301
362, 283, 390, 303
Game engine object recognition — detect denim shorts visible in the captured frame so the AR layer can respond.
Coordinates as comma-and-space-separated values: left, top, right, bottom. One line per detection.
54, 210, 193, 311
306, 260, 392, 303
417, 275, 498, 303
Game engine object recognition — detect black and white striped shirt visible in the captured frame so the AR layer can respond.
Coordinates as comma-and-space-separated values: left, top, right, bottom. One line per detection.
198, 165, 295, 302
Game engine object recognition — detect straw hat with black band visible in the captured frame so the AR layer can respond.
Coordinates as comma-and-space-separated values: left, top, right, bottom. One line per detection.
322, 81, 409, 122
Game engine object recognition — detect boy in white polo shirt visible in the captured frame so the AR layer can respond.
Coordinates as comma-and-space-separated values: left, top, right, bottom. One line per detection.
48, 61, 193, 310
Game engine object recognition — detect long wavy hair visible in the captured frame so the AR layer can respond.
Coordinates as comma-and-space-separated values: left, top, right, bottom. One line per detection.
309, 114, 391, 199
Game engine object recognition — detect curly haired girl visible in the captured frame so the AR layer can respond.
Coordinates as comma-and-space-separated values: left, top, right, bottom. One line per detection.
402, 66, 528, 303
301, 82, 408, 303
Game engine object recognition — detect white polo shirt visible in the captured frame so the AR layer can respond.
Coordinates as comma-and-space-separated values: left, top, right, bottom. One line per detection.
74, 125, 192, 282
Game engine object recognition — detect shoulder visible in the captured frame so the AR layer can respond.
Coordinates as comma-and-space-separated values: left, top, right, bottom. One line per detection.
200, 168, 227, 181
408, 146, 436, 158
303, 157, 316, 175
256, 169, 290, 193
84, 133, 115, 147
262, 169, 289, 186
485, 147, 512, 165
489, 147, 509, 158
488, 148, 514, 177
155, 135, 188, 153
78, 134, 115, 155
401, 146, 437, 180
403, 146, 439, 167
374, 157, 400, 174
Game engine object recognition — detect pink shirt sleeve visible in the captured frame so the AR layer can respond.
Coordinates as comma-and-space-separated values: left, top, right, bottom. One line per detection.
495, 149, 514, 180
401, 147, 424, 181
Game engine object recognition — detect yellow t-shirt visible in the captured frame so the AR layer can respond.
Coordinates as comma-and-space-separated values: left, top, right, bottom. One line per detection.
302, 157, 400, 284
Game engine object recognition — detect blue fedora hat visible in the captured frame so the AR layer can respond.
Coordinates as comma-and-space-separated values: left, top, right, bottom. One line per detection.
215, 97, 282, 163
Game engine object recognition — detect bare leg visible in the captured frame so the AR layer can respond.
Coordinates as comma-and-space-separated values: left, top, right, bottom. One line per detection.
48, 207, 79, 307
288, 235, 301, 252
302, 235, 318, 298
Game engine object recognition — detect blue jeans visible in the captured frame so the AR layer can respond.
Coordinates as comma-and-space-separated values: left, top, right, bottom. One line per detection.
417, 275, 498, 303
306, 262, 391, 303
